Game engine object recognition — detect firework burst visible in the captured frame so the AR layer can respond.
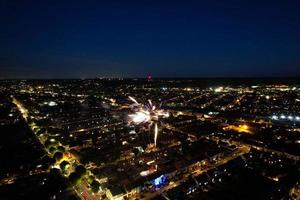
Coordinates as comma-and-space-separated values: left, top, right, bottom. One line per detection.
128, 96, 169, 146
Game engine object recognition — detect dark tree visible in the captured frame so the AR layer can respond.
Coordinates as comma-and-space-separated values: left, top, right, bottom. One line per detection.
69, 172, 81, 186
53, 152, 63, 161
60, 160, 70, 171
50, 167, 60, 176
90, 180, 101, 193
36, 128, 46, 136
57, 146, 66, 153
49, 146, 56, 154
44, 139, 52, 148
75, 165, 87, 177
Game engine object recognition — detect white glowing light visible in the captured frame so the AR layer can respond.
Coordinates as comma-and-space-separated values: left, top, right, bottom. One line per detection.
214, 87, 223, 93
129, 96, 139, 105
280, 115, 286, 119
128, 96, 169, 147
48, 101, 57, 106
154, 123, 158, 147
129, 111, 151, 124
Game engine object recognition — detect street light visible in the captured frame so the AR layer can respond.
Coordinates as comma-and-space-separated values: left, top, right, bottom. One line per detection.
280, 115, 286, 119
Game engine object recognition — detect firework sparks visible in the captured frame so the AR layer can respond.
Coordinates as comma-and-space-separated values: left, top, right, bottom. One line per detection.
154, 123, 158, 147
128, 111, 151, 124
129, 96, 140, 105
128, 96, 169, 146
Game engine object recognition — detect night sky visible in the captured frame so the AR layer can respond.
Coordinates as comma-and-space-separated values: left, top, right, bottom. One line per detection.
1, 0, 300, 79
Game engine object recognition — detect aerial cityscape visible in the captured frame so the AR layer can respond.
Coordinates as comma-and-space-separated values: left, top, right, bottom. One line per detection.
1, 78, 300, 199
1, 1, 300, 200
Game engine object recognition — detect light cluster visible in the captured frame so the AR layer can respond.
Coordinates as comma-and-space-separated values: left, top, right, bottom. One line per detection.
271, 114, 300, 121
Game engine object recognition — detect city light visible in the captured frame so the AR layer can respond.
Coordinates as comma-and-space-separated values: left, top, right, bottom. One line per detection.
241, 125, 248, 130
271, 114, 300, 122
214, 87, 224, 93
153, 175, 167, 188
223, 124, 252, 134
5, 80, 300, 200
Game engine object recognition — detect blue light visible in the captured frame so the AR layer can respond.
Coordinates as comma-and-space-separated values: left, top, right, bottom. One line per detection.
153, 175, 167, 188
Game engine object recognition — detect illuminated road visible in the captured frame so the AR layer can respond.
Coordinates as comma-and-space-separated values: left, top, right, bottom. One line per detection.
70, 122, 123, 134
12, 97, 102, 200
